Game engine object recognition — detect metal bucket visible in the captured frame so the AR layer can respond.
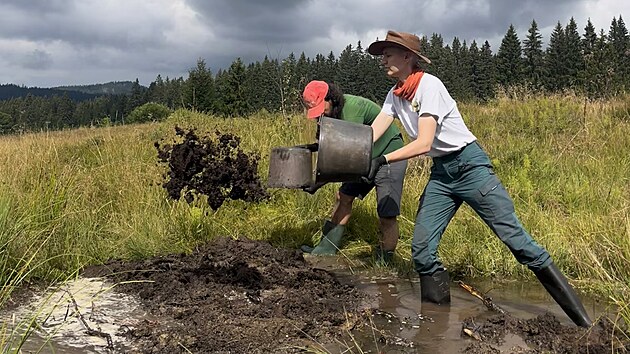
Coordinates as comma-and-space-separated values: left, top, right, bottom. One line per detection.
267, 147, 313, 188
315, 116, 372, 183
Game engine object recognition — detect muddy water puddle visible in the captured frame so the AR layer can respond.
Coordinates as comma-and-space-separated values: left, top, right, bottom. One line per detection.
1, 278, 153, 353
310, 256, 604, 353
2, 254, 606, 353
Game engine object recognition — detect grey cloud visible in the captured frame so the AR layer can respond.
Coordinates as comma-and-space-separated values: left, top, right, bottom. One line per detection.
19, 49, 53, 70
1, 0, 71, 13
0, 2, 170, 50
185, 0, 319, 42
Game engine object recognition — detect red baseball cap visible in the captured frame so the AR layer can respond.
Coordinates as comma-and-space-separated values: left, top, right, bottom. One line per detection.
302, 80, 329, 119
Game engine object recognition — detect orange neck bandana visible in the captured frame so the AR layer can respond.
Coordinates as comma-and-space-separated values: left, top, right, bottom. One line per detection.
393, 70, 424, 102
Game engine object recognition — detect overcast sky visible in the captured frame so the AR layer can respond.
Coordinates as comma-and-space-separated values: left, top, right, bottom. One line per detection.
0, 0, 627, 88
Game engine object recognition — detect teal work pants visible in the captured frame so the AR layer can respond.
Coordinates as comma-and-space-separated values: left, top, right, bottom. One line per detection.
412, 142, 552, 275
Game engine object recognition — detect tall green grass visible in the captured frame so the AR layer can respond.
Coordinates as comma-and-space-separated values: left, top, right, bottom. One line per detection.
0, 94, 628, 326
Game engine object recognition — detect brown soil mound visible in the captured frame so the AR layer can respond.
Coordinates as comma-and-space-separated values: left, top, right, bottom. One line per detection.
155, 127, 269, 210
82, 237, 368, 353
462, 312, 630, 353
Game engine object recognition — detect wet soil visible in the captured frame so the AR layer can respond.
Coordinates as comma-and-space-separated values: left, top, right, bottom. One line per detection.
82, 236, 370, 353
78, 236, 630, 354
461, 312, 629, 353
154, 127, 269, 210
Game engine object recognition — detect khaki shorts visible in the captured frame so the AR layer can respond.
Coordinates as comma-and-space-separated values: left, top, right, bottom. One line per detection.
339, 159, 407, 218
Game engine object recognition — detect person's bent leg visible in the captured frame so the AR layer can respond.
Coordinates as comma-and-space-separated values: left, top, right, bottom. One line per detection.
331, 190, 354, 226
376, 216, 398, 264
374, 160, 407, 264
464, 167, 591, 327
413, 178, 462, 304
302, 191, 354, 255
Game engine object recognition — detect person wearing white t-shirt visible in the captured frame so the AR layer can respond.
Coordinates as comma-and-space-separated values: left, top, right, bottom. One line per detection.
365, 30, 591, 327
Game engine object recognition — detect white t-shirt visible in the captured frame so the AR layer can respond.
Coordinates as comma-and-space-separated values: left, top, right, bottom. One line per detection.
381, 73, 477, 157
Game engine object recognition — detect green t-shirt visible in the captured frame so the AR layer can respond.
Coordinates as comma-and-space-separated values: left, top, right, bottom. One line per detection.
340, 94, 404, 158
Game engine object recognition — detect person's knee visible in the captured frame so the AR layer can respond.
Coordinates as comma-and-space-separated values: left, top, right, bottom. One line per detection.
336, 191, 355, 208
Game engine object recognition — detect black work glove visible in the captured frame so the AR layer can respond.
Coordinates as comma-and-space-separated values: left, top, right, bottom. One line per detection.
362, 156, 388, 183
301, 182, 327, 195
294, 143, 319, 152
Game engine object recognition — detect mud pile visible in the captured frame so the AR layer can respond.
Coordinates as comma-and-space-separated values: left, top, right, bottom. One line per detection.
155, 127, 269, 210
83, 237, 368, 353
462, 312, 629, 353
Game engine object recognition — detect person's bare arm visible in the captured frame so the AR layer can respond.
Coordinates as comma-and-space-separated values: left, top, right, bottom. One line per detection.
371, 111, 395, 142
384, 114, 437, 162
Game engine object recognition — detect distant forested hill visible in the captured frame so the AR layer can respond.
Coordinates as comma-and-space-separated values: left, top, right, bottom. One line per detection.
0, 81, 139, 102
54, 81, 137, 95
0, 84, 97, 101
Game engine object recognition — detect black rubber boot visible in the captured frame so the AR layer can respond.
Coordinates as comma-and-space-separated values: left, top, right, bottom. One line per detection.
420, 269, 451, 305
534, 262, 592, 328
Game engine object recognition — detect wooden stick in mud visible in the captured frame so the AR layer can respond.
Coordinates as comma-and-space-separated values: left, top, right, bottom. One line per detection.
457, 280, 507, 314
66, 290, 115, 352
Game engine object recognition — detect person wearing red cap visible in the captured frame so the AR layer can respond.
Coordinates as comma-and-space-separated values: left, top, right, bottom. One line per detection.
300, 80, 407, 264
364, 30, 591, 327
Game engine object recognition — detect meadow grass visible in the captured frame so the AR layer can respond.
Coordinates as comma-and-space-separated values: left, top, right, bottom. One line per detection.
0, 94, 628, 330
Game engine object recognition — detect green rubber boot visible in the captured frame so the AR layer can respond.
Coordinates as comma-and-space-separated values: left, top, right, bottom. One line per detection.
300, 221, 344, 255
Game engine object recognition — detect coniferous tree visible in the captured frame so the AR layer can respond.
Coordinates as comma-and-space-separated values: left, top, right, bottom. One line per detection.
223, 58, 250, 117
147, 74, 168, 107
128, 78, 147, 111
212, 69, 228, 116
441, 41, 456, 95
351, 41, 375, 99
336, 44, 363, 95
445, 37, 473, 100
183, 59, 214, 112
477, 41, 496, 100
54, 94, 75, 128
0, 111, 13, 134
582, 19, 598, 57
324, 51, 338, 83
581, 20, 602, 97
545, 22, 567, 91
459, 40, 474, 100
564, 17, 585, 90
260, 56, 282, 112
427, 33, 446, 78
292, 52, 311, 106
360, 45, 388, 103
311, 53, 328, 82
523, 20, 545, 88
280, 52, 298, 116
164, 77, 185, 110
496, 24, 524, 88
243, 62, 263, 112
468, 40, 481, 100
608, 16, 630, 92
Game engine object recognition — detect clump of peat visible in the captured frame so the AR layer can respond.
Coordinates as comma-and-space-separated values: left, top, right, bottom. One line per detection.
155, 126, 269, 210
